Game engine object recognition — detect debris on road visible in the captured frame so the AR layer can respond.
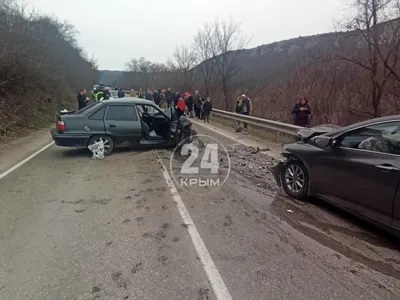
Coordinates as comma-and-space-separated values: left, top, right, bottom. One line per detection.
227, 145, 278, 192
88, 140, 105, 159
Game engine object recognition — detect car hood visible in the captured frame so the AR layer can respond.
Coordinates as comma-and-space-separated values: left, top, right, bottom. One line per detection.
297, 124, 341, 140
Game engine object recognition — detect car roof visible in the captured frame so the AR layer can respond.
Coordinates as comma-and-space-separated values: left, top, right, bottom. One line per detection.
323, 114, 400, 136
346, 115, 400, 129
101, 97, 155, 105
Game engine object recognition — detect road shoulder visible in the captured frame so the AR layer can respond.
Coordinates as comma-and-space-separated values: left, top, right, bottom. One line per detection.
0, 127, 53, 175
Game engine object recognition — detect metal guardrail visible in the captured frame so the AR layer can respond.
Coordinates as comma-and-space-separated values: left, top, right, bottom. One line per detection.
211, 109, 302, 137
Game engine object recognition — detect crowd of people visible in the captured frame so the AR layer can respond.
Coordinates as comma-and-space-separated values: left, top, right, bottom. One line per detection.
77, 86, 214, 122
130, 88, 213, 122
78, 85, 312, 130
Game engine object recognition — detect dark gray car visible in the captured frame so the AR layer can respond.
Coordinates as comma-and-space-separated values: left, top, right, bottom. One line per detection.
51, 98, 178, 155
272, 115, 400, 236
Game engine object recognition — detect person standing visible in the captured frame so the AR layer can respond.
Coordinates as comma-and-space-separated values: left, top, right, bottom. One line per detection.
160, 89, 168, 109
235, 96, 243, 132
153, 89, 161, 106
137, 88, 144, 98
145, 89, 153, 101
117, 88, 125, 98
202, 97, 212, 122
194, 90, 202, 119
77, 88, 88, 110
292, 97, 311, 127
101, 89, 111, 100
174, 92, 181, 106
166, 87, 174, 108
93, 87, 104, 102
241, 94, 253, 133
177, 97, 185, 117
186, 92, 194, 118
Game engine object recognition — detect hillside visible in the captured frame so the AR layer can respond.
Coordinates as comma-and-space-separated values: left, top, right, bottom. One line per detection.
100, 32, 339, 90
0, 1, 98, 141
101, 17, 400, 126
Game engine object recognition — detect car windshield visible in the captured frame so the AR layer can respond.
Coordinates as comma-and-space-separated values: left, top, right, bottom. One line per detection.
163, 105, 177, 121
136, 104, 160, 115
162, 107, 171, 119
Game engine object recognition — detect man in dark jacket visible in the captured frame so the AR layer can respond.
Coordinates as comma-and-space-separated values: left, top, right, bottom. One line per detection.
77, 88, 88, 110
240, 94, 252, 133
292, 97, 311, 127
117, 88, 125, 98
102, 89, 111, 100
145, 89, 153, 101
185, 93, 194, 118
194, 90, 202, 119
153, 89, 161, 106
202, 97, 212, 122
166, 87, 174, 107
174, 92, 181, 106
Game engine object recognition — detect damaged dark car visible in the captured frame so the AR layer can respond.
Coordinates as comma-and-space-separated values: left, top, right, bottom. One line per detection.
272, 116, 400, 236
50, 98, 200, 155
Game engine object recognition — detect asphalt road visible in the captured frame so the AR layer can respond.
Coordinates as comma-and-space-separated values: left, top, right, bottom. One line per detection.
0, 121, 400, 300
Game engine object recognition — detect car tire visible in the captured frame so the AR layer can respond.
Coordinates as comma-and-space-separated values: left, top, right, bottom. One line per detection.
88, 135, 115, 156
281, 160, 309, 200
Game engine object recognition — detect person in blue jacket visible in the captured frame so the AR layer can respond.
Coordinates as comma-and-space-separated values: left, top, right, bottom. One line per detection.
292, 97, 311, 127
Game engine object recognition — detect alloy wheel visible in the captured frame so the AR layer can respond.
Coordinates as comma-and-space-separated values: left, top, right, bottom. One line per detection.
284, 164, 305, 193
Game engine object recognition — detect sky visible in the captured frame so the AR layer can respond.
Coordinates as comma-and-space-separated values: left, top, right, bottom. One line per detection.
26, 0, 349, 70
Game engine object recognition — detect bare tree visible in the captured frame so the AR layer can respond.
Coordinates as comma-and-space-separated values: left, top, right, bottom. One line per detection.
173, 45, 197, 90
125, 57, 153, 72
192, 24, 216, 96
165, 59, 179, 72
211, 17, 249, 110
338, 0, 400, 117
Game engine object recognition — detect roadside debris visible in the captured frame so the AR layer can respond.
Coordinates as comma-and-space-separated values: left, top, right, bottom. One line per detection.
88, 140, 105, 159
225, 145, 280, 192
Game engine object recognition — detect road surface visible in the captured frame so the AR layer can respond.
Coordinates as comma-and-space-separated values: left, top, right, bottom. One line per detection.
0, 121, 399, 300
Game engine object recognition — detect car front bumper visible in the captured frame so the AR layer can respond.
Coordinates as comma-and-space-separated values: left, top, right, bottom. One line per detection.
50, 129, 90, 148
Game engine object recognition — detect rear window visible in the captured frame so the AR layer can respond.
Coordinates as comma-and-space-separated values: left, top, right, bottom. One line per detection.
75, 102, 102, 115
89, 105, 107, 120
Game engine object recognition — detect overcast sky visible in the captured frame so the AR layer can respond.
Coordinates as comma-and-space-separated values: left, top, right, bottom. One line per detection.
27, 0, 348, 70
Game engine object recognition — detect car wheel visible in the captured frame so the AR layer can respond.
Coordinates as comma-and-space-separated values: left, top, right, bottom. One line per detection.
88, 135, 115, 156
281, 160, 309, 200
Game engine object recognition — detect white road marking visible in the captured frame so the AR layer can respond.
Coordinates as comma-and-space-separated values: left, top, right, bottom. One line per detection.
154, 150, 233, 300
0, 142, 54, 180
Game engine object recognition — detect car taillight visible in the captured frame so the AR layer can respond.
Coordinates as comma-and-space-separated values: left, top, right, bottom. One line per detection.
57, 120, 65, 132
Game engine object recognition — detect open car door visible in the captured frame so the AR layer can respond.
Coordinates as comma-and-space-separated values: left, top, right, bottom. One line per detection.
136, 103, 177, 143
164, 105, 179, 143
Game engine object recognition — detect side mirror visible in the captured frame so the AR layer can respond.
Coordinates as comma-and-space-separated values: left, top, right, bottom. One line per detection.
312, 135, 334, 148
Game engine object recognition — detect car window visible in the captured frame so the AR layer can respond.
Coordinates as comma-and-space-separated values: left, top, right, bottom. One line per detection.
338, 121, 400, 155
89, 105, 106, 120
105, 105, 138, 121
75, 102, 99, 114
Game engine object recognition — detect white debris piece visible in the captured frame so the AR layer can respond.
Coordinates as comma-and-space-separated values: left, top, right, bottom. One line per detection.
88, 140, 105, 160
